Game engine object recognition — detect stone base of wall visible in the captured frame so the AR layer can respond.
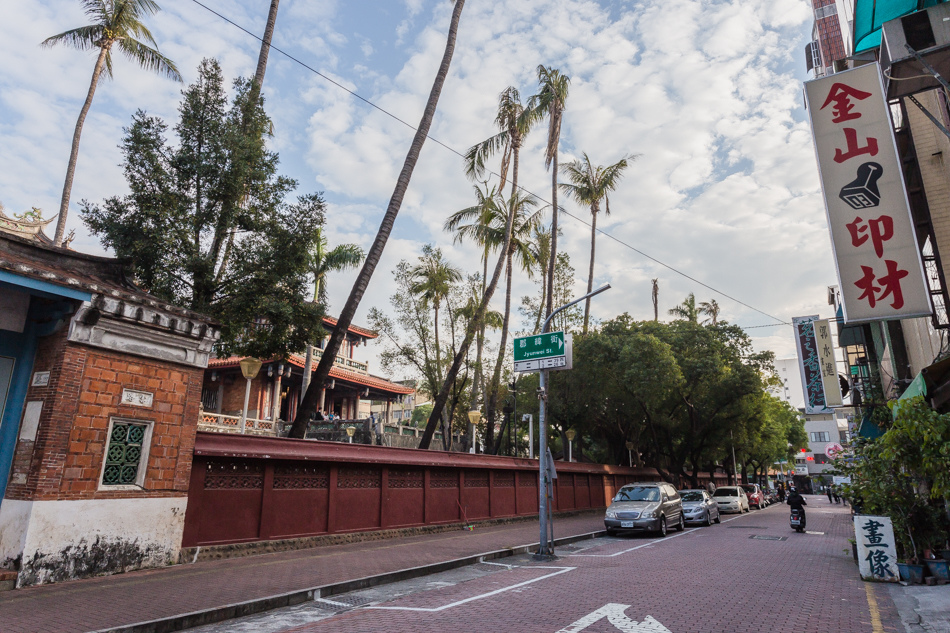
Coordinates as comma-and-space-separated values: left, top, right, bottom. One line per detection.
0, 496, 187, 587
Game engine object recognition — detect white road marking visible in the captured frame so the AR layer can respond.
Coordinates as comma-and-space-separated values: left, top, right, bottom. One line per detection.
366, 566, 575, 612
568, 528, 700, 558
480, 561, 515, 569
556, 603, 673, 633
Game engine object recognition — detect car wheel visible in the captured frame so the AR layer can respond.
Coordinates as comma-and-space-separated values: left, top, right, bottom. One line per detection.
676, 513, 685, 532
714, 511, 721, 524
606, 528, 617, 536
658, 517, 667, 537
704, 511, 711, 527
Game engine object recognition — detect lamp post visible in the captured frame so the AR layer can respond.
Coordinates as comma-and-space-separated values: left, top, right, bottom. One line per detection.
467, 410, 481, 453
565, 429, 575, 462
625, 441, 635, 468
346, 425, 356, 443
238, 358, 263, 433
536, 284, 610, 560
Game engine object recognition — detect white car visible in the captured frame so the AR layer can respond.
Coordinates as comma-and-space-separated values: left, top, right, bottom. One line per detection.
712, 486, 750, 514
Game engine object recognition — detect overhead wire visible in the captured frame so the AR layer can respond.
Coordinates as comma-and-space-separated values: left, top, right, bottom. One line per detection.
187, 0, 792, 329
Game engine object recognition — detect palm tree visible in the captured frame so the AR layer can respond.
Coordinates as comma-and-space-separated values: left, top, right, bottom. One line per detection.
529, 224, 552, 333
530, 66, 570, 319
668, 292, 700, 323
559, 152, 635, 334
409, 246, 463, 384
699, 299, 721, 325
445, 184, 505, 429
291, 0, 466, 438
651, 279, 659, 321
301, 229, 364, 394
254, 0, 280, 90
43, 0, 181, 247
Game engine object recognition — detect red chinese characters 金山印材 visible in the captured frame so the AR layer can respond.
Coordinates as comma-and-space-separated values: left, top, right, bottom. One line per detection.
854, 259, 909, 309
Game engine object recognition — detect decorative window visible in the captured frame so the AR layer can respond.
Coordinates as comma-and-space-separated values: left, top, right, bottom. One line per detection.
100, 418, 153, 488
809, 431, 831, 442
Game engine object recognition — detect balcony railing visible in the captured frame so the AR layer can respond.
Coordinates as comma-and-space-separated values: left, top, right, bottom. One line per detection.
309, 347, 368, 374
198, 411, 280, 436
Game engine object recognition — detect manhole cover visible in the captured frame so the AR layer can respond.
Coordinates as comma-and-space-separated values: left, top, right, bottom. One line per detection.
728, 526, 768, 529
749, 535, 787, 541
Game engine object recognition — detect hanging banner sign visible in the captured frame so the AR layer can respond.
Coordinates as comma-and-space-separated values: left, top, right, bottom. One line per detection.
804, 63, 930, 323
793, 315, 831, 414
813, 319, 843, 407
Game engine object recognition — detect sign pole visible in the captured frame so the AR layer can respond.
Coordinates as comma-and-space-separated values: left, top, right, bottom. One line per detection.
535, 285, 610, 560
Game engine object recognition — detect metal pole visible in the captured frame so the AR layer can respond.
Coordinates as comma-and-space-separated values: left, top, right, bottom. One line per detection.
731, 429, 739, 484
628, 448, 632, 468
535, 284, 610, 559
568, 439, 572, 463
526, 414, 534, 459
240, 377, 252, 433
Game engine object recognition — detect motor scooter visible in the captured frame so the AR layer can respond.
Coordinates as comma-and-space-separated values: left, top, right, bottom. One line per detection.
790, 507, 805, 533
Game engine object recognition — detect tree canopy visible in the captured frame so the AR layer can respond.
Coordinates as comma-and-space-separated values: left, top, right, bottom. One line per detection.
82, 58, 325, 358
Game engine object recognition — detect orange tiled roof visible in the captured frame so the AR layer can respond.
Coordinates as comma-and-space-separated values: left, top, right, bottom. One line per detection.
208, 355, 414, 395
322, 316, 378, 339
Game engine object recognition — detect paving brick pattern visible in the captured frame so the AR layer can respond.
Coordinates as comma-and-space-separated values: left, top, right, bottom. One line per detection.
0, 513, 604, 633
249, 497, 904, 633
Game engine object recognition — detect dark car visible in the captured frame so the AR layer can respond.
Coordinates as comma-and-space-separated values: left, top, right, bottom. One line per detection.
679, 489, 721, 526
604, 482, 684, 537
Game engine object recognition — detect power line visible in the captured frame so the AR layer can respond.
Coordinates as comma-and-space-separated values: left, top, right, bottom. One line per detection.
187, 0, 789, 327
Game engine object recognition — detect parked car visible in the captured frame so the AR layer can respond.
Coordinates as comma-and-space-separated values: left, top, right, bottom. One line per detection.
604, 482, 684, 537
679, 489, 721, 526
740, 483, 765, 509
712, 486, 750, 513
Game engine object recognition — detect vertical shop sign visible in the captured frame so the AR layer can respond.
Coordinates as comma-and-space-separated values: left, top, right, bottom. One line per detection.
804, 63, 930, 322
794, 315, 830, 414
813, 318, 842, 407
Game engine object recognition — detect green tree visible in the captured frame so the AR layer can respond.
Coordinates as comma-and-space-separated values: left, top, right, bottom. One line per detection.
668, 292, 699, 323
43, 0, 181, 247
81, 59, 324, 358
409, 245, 463, 383
559, 152, 634, 334
699, 299, 721, 325
530, 66, 570, 319
292, 0, 466, 438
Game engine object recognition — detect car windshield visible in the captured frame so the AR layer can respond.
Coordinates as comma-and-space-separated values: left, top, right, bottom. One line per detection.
713, 488, 738, 497
614, 486, 659, 502
680, 491, 703, 502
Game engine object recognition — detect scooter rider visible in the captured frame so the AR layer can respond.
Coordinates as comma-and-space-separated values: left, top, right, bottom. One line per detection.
787, 487, 807, 528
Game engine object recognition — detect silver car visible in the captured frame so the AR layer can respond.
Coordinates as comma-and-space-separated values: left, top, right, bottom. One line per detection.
679, 489, 721, 526
604, 482, 684, 537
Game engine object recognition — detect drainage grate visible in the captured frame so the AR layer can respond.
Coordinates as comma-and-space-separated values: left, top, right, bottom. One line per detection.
749, 535, 788, 541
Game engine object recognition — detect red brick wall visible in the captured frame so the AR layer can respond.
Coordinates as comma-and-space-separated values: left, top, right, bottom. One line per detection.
6, 335, 204, 502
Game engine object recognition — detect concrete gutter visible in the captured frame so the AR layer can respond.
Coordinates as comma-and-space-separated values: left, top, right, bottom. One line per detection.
92, 529, 606, 633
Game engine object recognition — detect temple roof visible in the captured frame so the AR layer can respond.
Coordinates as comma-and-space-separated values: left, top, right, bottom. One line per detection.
322, 315, 378, 339
0, 209, 55, 245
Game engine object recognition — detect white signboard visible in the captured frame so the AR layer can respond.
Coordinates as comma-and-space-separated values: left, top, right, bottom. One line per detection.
804, 63, 930, 323
824, 442, 844, 458
121, 389, 154, 408
795, 465, 809, 475
813, 319, 842, 407
855, 515, 898, 582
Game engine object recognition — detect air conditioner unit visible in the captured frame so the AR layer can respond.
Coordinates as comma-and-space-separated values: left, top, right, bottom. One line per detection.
881, 4, 950, 99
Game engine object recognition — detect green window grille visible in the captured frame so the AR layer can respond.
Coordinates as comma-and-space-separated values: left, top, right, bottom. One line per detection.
103, 422, 147, 486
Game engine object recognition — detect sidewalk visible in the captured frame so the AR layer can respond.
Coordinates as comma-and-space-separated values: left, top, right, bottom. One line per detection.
0, 512, 605, 633
888, 582, 950, 632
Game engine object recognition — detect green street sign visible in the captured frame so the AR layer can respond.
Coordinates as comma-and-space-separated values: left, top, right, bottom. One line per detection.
513, 331, 571, 372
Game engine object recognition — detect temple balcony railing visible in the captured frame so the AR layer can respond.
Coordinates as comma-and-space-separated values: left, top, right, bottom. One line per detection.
308, 347, 369, 374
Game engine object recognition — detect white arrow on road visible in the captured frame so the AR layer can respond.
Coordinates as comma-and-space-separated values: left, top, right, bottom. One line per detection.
556, 603, 673, 633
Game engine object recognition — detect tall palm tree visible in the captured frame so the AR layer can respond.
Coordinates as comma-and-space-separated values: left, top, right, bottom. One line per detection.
254, 0, 280, 90
409, 246, 463, 384
530, 66, 570, 319
651, 279, 659, 321
668, 292, 700, 323
291, 0, 466, 438
699, 299, 721, 325
559, 152, 635, 334
445, 184, 505, 428
301, 229, 364, 394
530, 224, 552, 333
43, 0, 181, 247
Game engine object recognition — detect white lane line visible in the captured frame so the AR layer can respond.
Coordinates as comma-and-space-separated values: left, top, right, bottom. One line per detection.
567, 528, 701, 558
365, 566, 575, 612
479, 561, 515, 569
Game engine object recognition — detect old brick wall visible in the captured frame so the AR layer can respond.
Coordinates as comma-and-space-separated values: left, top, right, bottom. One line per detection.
5, 335, 203, 501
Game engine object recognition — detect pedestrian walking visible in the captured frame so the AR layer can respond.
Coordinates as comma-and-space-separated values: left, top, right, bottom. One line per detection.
827, 487, 833, 503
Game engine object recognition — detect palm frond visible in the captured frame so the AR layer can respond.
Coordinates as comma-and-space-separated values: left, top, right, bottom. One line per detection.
41, 25, 104, 51
463, 131, 507, 182
117, 37, 182, 81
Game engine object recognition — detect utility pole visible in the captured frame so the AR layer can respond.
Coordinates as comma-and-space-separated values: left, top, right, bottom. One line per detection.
535, 284, 610, 560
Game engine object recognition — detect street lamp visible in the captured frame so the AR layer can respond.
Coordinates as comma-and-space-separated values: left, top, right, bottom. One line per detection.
238, 357, 262, 433
625, 441, 635, 468
346, 425, 356, 443
467, 410, 481, 453
565, 429, 575, 462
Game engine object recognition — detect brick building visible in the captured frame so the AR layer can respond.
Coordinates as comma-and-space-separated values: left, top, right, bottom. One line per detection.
0, 231, 218, 586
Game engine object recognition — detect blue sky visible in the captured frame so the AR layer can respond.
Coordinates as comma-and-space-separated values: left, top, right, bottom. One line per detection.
0, 0, 833, 370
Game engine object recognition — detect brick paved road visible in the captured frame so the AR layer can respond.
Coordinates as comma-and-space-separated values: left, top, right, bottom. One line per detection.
0, 513, 604, 633
190, 496, 904, 633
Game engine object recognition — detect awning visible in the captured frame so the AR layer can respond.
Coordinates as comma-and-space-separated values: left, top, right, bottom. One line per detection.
854, 0, 949, 53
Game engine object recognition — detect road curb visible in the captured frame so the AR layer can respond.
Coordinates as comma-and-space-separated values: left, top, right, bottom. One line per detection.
91, 529, 606, 633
